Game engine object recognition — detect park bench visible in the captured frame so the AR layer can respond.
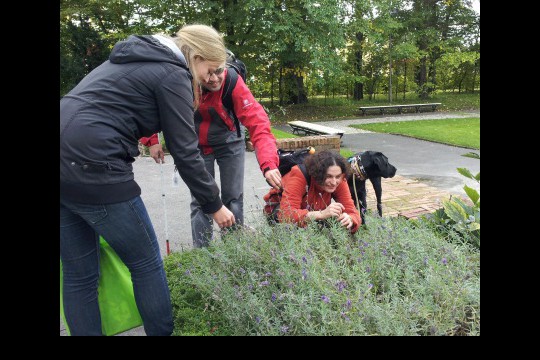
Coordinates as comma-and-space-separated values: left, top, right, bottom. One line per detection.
288, 121, 344, 138
358, 103, 442, 116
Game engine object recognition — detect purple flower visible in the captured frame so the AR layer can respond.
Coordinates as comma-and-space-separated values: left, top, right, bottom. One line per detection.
265, 272, 272, 277
239, 267, 246, 274
288, 281, 295, 288
302, 256, 307, 263
345, 299, 352, 309
442, 257, 448, 265
248, 284, 253, 290
302, 268, 308, 280
341, 312, 350, 321
366, 266, 371, 273
271, 293, 277, 302
184, 269, 191, 276
424, 257, 428, 265
321, 295, 330, 303
256, 316, 261, 324
368, 283, 373, 290
259, 280, 269, 286
281, 325, 289, 333
336, 280, 347, 292
382, 249, 387, 256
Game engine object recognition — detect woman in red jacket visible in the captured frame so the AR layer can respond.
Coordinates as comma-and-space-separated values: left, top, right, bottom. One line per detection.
271, 150, 362, 233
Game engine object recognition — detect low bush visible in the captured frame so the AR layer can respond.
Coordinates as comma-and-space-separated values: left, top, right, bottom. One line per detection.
165, 213, 480, 336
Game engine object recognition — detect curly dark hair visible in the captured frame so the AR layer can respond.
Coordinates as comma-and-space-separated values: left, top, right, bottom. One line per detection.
304, 150, 350, 186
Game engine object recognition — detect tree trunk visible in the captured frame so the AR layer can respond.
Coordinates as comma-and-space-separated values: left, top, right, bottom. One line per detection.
270, 66, 275, 106
296, 75, 308, 104
403, 60, 407, 100
353, 32, 364, 100
279, 66, 283, 106
417, 56, 428, 99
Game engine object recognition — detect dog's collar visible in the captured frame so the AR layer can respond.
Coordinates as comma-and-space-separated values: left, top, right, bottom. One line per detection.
349, 154, 368, 181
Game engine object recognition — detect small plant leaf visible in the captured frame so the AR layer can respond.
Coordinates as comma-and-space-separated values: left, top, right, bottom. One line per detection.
442, 199, 469, 224
467, 222, 480, 231
463, 185, 480, 205
462, 152, 480, 160
457, 167, 474, 180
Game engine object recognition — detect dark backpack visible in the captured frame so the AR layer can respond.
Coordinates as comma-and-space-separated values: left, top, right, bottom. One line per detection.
222, 49, 247, 138
263, 147, 313, 224
226, 49, 247, 82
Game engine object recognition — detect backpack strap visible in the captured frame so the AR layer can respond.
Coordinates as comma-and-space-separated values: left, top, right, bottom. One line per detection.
222, 69, 242, 138
298, 163, 310, 193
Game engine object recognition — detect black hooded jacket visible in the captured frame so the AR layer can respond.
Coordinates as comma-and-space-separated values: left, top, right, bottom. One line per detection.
60, 35, 223, 213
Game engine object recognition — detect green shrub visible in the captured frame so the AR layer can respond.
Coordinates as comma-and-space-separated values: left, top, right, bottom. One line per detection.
163, 250, 232, 336
426, 152, 480, 248
165, 214, 480, 336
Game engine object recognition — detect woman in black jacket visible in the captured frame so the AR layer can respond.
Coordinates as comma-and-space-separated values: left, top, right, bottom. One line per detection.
60, 24, 235, 336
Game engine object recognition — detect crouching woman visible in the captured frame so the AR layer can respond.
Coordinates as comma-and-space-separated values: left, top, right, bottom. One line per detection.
267, 150, 362, 233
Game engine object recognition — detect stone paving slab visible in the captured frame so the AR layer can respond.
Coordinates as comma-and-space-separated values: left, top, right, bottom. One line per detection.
364, 175, 463, 220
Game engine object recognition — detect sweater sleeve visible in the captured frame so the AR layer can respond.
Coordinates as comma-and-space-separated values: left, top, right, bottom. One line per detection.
139, 133, 159, 147
230, 74, 279, 174
156, 68, 223, 214
277, 166, 310, 226
333, 179, 362, 233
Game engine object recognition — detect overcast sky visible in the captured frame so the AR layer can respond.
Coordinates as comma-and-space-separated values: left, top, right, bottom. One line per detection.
473, 0, 480, 14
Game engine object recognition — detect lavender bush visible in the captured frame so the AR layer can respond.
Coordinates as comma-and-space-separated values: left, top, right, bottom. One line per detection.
165, 214, 479, 336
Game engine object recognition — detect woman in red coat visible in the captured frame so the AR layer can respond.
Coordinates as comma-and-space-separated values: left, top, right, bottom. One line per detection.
269, 150, 362, 233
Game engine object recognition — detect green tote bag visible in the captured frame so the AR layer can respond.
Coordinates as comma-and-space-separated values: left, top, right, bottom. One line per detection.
60, 236, 143, 336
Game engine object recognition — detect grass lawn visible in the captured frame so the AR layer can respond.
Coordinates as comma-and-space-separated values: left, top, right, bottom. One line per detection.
349, 117, 479, 149
271, 128, 298, 139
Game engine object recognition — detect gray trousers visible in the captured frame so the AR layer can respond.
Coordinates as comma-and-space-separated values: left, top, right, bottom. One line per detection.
190, 141, 245, 248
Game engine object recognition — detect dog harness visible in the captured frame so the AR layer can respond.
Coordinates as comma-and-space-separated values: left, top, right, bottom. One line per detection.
348, 153, 368, 181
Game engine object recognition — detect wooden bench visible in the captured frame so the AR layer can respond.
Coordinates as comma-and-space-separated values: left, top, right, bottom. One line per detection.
288, 121, 344, 138
358, 103, 442, 116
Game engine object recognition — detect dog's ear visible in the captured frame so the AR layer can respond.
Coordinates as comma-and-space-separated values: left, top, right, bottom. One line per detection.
373, 152, 397, 178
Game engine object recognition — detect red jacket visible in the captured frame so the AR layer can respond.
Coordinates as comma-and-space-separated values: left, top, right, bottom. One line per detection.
140, 69, 278, 175
265, 165, 362, 233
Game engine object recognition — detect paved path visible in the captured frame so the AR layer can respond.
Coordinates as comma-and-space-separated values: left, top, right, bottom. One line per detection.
60, 110, 480, 336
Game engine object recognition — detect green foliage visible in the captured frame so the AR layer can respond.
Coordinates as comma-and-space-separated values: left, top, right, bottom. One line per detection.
60, 1, 479, 103
165, 214, 480, 336
163, 250, 232, 336
427, 152, 480, 248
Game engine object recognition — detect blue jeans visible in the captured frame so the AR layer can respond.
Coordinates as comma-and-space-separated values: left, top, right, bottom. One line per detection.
191, 141, 245, 248
60, 196, 173, 336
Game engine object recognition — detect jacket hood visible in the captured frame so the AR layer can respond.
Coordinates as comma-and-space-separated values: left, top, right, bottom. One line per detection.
109, 35, 188, 69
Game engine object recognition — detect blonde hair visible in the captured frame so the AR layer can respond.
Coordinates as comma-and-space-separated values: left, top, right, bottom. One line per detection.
173, 24, 226, 109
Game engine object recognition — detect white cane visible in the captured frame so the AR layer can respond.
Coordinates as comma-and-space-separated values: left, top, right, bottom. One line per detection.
158, 132, 170, 255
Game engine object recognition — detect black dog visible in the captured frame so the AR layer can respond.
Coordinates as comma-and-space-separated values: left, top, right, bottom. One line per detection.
347, 151, 397, 224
